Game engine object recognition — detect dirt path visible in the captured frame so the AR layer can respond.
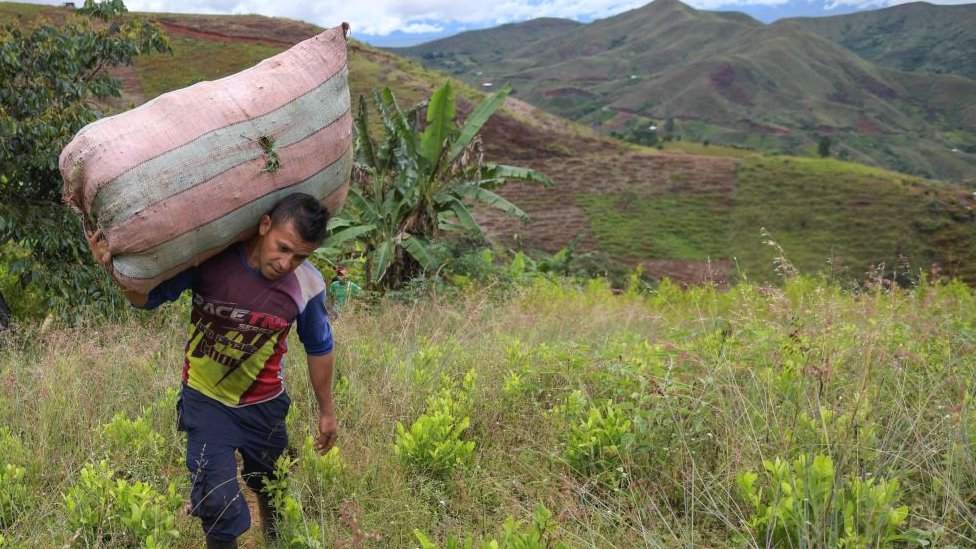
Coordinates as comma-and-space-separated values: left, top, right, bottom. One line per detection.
157, 21, 297, 47
104, 64, 145, 112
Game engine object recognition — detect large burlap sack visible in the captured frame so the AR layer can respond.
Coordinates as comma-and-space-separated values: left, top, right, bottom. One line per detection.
61, 24, 352, 293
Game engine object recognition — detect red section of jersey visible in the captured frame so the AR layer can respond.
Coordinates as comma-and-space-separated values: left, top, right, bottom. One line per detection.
239, 328, 291, 405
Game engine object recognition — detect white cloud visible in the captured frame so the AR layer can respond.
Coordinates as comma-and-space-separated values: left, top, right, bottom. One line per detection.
687, 0, 791, 8
13, 0, 976, 36
17, 0, 647, 35
822, 0, 973, 8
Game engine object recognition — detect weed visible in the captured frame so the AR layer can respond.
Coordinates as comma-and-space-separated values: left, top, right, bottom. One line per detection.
99, 410, 166, 477
63, 460, 182, 548
561, 400, 634, 491
263, 454, 324, 548
736, 453, 921, 547
300, 435, 344, 486
0, 463, 27, 529
395, 370, 477, 479
259, 135, 281, 173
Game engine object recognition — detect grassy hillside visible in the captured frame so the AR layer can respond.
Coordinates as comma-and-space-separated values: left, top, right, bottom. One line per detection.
478, 150, 976, 285
4, 278, 976, 546
788, 1, 976, 80
393, 0, 976, 183
394, 17, 582, 76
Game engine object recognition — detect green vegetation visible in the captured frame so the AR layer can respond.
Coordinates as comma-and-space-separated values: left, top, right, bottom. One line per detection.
326, 82, 552, 289
737, 454, 915, 547
730, 156, 976, 283
564, 152, 976, 286
134, 34, 283, 99
4, 275, 976, 546
789, 2, 976, 80
575, 193, 729, 260
0, 0, 170, 321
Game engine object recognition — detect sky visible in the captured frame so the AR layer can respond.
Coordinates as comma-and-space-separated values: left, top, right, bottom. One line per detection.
18, 0, 976, 46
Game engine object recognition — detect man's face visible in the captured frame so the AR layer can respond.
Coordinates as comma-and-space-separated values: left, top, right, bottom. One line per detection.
253, 216, 319, 280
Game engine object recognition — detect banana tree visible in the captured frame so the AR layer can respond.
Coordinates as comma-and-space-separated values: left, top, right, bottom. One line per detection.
321, 81, 553, 289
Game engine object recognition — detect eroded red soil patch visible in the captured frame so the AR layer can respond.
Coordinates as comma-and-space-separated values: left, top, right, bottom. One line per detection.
638, 258, 732, 288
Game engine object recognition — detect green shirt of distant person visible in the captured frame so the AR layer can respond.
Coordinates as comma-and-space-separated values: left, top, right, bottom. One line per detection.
329, 267, 361, 312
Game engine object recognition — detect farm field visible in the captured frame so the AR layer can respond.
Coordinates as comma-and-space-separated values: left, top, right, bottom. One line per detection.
3, 276, 976, 547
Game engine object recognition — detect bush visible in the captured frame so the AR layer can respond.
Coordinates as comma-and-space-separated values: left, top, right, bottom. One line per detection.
100, 411, 165, 458
0, 1, 170, 323
736, 453, 920, 547
0, 427, 29, 530
300, 435, 344, 487
63, 460, 182, 548
395, 370, 477, 479
0, 463, 28, 529
560, 400, 634, 490
262, 454, 324, 548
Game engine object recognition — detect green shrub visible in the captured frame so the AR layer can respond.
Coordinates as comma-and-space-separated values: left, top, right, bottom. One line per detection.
63, 460, 182, 548
100, 411, 165, 455
395, 370, 477, 479
736, 454, 918, 547
0, 427, 27, 466
0, 428, 29, 530
561, 400, 634, 490
99, 410, 167, 481
300, 435, 344, 486
263, 454, 324, 548
0, 463, 27, 529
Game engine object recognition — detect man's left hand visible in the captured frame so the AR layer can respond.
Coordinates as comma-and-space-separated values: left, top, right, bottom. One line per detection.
314, 410, 338, 454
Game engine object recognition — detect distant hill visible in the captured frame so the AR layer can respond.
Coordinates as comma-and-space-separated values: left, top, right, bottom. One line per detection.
787, 2, 976, 81
400, 17, 582, 75
4, 1, 976, 285
392, 0, 976, 183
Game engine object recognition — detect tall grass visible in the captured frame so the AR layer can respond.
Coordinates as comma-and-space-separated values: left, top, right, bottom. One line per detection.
2, 275, 976, 546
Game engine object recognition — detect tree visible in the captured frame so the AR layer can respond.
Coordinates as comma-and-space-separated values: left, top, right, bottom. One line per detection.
818, 136, 832, 158
0, 0, 170, 321
321, 82, 553, 290
0, 288, 9, 329
663, 116, 676, 141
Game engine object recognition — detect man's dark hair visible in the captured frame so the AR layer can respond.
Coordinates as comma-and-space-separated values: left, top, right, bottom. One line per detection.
269, 193, 330, 244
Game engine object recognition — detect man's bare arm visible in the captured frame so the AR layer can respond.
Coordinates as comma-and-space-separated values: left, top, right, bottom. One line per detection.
88, 230, 150, 307
307, 352, 338, 454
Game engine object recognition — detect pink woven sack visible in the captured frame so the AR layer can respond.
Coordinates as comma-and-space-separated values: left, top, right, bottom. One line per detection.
61, 24, 352, 293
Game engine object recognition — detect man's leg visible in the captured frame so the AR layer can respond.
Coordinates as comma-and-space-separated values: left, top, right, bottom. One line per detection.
237, 391, 291, 540
178, 387, 252, 545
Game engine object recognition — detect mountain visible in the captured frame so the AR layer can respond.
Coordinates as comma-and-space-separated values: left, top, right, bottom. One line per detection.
391, 0, 976, 183
787, 2, 976, 80
398, 17, 583, 73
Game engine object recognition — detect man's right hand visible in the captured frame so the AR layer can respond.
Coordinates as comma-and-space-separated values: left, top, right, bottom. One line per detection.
88, 230, 150, 307
88, 230, 112, 272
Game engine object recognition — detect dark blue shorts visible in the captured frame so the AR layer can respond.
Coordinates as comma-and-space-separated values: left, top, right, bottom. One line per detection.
177, 385, 290, 541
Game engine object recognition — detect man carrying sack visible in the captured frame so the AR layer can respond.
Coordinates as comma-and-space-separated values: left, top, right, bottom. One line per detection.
90, 193, 338, 548
67, 23, 352, 545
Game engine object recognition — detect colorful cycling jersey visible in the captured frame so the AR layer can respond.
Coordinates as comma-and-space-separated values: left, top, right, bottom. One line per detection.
142, 244, 333, 407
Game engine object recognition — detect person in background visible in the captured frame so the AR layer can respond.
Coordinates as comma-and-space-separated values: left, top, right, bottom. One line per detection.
329, 266, 361, 317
